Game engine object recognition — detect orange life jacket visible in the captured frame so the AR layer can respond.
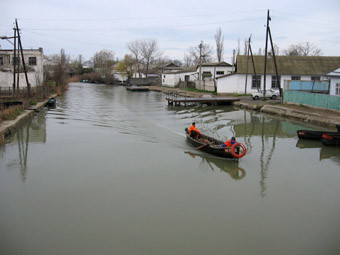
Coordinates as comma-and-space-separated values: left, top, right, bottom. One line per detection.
224, 139, 236, 147
189, 125, 200, 135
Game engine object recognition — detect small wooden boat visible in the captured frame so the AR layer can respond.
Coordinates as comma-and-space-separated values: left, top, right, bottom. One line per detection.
185, 128, 247, 159
321, 133, 340, 146
45, 98, 56, 107
297, 125, 340, 140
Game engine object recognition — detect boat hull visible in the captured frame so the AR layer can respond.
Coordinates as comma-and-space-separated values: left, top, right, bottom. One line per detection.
185, 128, 244, 159
297, 129, 338, 140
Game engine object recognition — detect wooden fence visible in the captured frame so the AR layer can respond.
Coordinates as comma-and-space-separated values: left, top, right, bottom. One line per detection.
0, 86, 51, 100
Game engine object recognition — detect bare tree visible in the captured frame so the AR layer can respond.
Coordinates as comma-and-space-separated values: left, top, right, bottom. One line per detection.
126, 40, 143, 77
215, 27, 224, 62
92, 49, 115, 75
243, 38, 248, 55
53, 48, 70, 87
269, 44, 280, 56
188, 42, 213, 65
183, 54, 193, 67
140, 38, 162, 77
283, 42, 323, 56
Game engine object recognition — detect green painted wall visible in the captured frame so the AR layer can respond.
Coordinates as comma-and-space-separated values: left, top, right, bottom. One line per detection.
284, 90, 340, 111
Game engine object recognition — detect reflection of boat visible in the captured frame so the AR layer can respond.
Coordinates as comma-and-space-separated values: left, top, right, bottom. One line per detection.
45, 98, 56, 107
185, 151, 246, 180
185, 128, 247, 159
297, 125, 340, 140
296, 139, 340, 160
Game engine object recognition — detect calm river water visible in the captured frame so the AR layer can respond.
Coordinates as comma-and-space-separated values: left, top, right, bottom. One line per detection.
1, 82, 340, 255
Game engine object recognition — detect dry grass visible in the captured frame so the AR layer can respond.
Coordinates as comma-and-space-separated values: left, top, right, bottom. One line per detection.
0, 105, 24, 122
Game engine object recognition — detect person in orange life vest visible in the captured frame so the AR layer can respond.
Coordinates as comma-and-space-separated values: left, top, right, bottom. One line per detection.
218, 137, 236, 148
189, 122, 200, 139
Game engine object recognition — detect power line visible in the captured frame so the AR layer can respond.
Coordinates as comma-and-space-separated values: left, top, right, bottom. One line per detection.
0, 10, 265, 22
21, 17, 264, 32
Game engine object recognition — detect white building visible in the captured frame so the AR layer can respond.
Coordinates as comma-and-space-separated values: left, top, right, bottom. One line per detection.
161, 62, 233, 89
0, 48, 44, 88
161, 68, 197, 87
216, 55, 340, 94
326, 68, 340, 96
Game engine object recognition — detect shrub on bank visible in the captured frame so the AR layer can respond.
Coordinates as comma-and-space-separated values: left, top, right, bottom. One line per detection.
0, 105, 24, 122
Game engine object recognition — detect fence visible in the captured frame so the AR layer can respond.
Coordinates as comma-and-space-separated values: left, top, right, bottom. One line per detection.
0, 86, 51, 100
284, 80, 329, 93
284, 90, 340, 111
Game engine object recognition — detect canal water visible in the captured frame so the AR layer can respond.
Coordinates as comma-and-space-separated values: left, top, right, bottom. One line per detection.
1, 82, 340, 255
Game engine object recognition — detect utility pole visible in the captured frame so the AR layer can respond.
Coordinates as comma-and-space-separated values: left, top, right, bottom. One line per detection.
198, 41, 203, 89
15, 19, 30, 94
232, 49, 235, 69
268, 27, 282, 98
13, 27, 17, 94
263, 9, 270, 98
244, 35, 251, 95
249, 40, 258, 91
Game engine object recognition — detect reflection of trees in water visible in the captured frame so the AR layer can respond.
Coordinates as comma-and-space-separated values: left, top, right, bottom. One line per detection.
185, 152, 246, 181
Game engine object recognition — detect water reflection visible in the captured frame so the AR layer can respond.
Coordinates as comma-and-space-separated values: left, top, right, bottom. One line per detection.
296, 139, 340, 163
184, 151, 246, 181
2, 111, 47, 181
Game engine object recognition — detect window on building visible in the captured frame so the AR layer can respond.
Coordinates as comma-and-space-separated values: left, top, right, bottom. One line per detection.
336, 83, 340, 96
311, 76, 321, 81
291, 75, 301, 80
163, 75, 165, 78
12, 57, 20, 66
29, 57, 37, 65
271, 75, 281, 89
252, 75, 261, 89
216, 71, 224, 75
0, 56, 3, 65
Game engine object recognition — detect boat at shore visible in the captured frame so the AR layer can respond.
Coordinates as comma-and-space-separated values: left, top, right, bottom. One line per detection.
297, 124, 340, 145
297, 124, 340, 146
185, 128, 247, 159
45, 98, 56, 108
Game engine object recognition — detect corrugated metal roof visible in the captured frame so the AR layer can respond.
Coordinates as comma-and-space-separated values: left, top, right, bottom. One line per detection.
200, 61, 232, 67
236, 55, 340, 75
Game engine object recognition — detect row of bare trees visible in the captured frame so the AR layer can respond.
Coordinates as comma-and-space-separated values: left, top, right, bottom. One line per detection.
44, 29, 324, 86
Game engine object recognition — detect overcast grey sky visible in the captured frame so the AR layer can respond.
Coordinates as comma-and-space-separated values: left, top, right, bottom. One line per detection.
1, 0, 340, 63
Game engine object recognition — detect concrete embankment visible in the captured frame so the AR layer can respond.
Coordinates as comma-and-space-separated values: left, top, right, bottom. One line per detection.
150, 86, 340, 129
233, 100, 340, 129
0, 95, 57, 145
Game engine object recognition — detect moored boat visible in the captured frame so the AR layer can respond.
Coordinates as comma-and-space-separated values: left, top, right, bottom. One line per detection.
321, 133, 340, 146
297, 125, 340, 140
185, 128, 247, 159
45, 98, 56, 107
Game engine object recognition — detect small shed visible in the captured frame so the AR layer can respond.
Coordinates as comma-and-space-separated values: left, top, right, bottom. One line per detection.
326, 68, 340, 96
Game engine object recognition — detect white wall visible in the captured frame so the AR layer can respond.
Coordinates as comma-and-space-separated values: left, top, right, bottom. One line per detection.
0, 49, 43, 88
198, 65, 234, 79
217, 74, 295, 94
162, 72, 196, 87
329, 77, 340, 96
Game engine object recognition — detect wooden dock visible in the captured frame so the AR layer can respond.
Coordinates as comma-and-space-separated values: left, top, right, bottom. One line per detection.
126, 86, 150, 92
166, 94, 240, 106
